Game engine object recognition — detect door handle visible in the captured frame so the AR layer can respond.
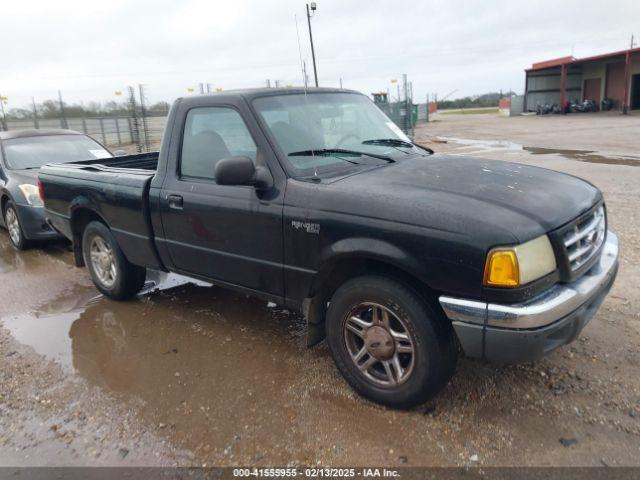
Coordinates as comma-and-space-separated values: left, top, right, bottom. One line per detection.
166, 194, 183, 209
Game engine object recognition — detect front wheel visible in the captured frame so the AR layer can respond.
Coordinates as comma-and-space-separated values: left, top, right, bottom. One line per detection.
82, 221, 146, 300
326, 276, 457, 409
3, 201, 29, 250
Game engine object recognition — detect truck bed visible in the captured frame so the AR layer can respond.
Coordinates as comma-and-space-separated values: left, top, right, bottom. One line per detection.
39, 151, 163, 270
54, 151, 159, 172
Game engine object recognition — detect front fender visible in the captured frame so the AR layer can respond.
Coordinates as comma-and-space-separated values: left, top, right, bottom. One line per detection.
302, 237, 433, 347
317, 237, 432, 287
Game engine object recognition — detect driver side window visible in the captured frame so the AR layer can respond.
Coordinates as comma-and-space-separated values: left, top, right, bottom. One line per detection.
180, 107, 257, 180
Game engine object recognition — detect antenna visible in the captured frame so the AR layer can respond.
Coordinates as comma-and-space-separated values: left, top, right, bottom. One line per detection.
295, 14, 307, 91
295, 14, 314, 175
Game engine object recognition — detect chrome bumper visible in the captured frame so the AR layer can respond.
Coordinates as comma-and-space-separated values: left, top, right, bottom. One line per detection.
440, 231, 619, 330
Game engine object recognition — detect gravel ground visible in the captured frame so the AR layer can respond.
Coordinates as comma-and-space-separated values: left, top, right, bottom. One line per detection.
1, 112, 639, 467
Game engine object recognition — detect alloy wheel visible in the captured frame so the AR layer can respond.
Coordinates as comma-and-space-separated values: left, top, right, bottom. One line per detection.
343, 302, 416, 387
89, 236, 117, 288
5, 207, 22, 247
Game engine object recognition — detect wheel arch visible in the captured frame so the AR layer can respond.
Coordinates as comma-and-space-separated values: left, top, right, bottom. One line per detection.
1, 191, 11, 215
1, 191, 19, 229
303, 239, 441, 346
69, 206, 109, 267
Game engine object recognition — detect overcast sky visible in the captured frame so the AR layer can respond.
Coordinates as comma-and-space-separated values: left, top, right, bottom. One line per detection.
1, 0, 639, 109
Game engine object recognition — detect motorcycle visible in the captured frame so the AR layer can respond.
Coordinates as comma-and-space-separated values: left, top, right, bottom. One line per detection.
601, 98, 614, 111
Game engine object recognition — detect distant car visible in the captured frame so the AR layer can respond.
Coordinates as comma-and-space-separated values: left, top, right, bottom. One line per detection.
0, 129, 113, 249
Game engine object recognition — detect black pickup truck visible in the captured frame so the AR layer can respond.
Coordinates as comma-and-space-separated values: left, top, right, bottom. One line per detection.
39, 87, 619, 408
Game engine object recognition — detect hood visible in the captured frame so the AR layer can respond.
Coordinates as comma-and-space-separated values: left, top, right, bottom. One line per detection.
8, 168, 39, 184
326, 154, 602, 243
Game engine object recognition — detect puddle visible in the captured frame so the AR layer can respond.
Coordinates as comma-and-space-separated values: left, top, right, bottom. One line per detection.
438, 137, 524, 151
440, 137, 640, 166
0, 236, 73, 274
2, 271, 207, 370
0, 240, 24, 273
2, 266, 313, 459
523, 146, 640, 167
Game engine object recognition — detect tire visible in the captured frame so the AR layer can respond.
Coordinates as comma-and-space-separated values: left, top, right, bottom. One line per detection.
81, 221, 146, 300
326, 275, 457, 409
3, 201, 30, 250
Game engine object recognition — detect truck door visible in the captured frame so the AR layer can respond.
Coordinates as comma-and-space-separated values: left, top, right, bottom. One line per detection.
158, 103, 285, 299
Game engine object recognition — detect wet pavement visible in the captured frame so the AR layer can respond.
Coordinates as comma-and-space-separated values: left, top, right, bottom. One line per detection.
434, 137, 640, 167
2, 113, 640, 466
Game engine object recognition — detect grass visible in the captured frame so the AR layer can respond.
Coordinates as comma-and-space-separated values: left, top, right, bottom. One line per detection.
438, 107, 500, 115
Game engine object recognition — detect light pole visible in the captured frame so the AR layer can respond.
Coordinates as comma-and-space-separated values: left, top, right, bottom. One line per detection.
306, 3, 319, 87
0, 95, 7, 131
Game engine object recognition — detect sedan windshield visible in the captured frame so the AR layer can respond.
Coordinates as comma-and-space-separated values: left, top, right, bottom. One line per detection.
253, 93, 421, 177
3, 135, 111, 170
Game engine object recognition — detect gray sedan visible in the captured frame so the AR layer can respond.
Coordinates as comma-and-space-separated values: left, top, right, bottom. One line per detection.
0, 129, 113, 249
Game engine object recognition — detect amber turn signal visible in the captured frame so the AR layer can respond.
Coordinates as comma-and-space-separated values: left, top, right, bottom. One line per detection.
484, 249, 519, 287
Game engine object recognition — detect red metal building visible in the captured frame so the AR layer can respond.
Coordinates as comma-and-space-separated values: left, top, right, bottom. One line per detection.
523, 47, 640, 113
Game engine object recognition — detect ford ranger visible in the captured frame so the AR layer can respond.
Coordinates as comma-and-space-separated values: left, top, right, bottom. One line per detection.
39, 88, 619, 408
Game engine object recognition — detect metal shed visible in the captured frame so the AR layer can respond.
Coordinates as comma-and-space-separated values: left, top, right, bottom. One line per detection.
523, 47, 640, 113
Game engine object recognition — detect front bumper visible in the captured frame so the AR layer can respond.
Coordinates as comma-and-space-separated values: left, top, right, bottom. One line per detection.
14, 203, 63, 241
439, 231, 619, 363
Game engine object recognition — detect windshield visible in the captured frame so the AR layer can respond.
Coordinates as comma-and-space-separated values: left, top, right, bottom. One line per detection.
2, 134, 111, 170
253, 93, 417, 177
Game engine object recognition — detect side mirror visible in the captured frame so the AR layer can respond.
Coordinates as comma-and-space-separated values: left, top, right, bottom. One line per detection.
214, 156, 273, 190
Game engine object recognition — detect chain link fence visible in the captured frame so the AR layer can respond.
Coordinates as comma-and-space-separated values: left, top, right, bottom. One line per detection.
0, 85, 167, 153
1, 77, 422, 149
3, 115, 166, 153
371, 74, 417, 137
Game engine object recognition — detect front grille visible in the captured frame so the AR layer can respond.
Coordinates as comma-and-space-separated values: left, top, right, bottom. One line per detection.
562, 205, 606, 272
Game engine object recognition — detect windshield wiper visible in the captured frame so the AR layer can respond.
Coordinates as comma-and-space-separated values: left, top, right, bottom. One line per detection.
288, 148, 394, 163
362, 138, 414, 148
362, 138, 434, 154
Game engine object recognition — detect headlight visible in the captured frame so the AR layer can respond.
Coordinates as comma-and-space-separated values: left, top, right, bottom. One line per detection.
484, 235, 556, 287
18, 184, 43, 206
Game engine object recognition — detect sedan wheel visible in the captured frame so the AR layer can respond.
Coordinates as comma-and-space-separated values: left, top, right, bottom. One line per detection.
3, 204, 28, 250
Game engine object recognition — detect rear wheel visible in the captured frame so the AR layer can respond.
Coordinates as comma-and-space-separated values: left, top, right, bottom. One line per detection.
82, 221, 146, 300
326, 276, 457, 409
3, 201, 29, 250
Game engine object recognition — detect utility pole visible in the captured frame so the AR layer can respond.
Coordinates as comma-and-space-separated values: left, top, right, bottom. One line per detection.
138, 84, 150, 152
306, 3, 319, 87
621, 35, 635, 114
32, 97, 39, 129
0, 95, 7, 131
402, 74, 409, 134
58, 90, 68, 129
426, 93, 429, 123
128, 86, 142, 153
